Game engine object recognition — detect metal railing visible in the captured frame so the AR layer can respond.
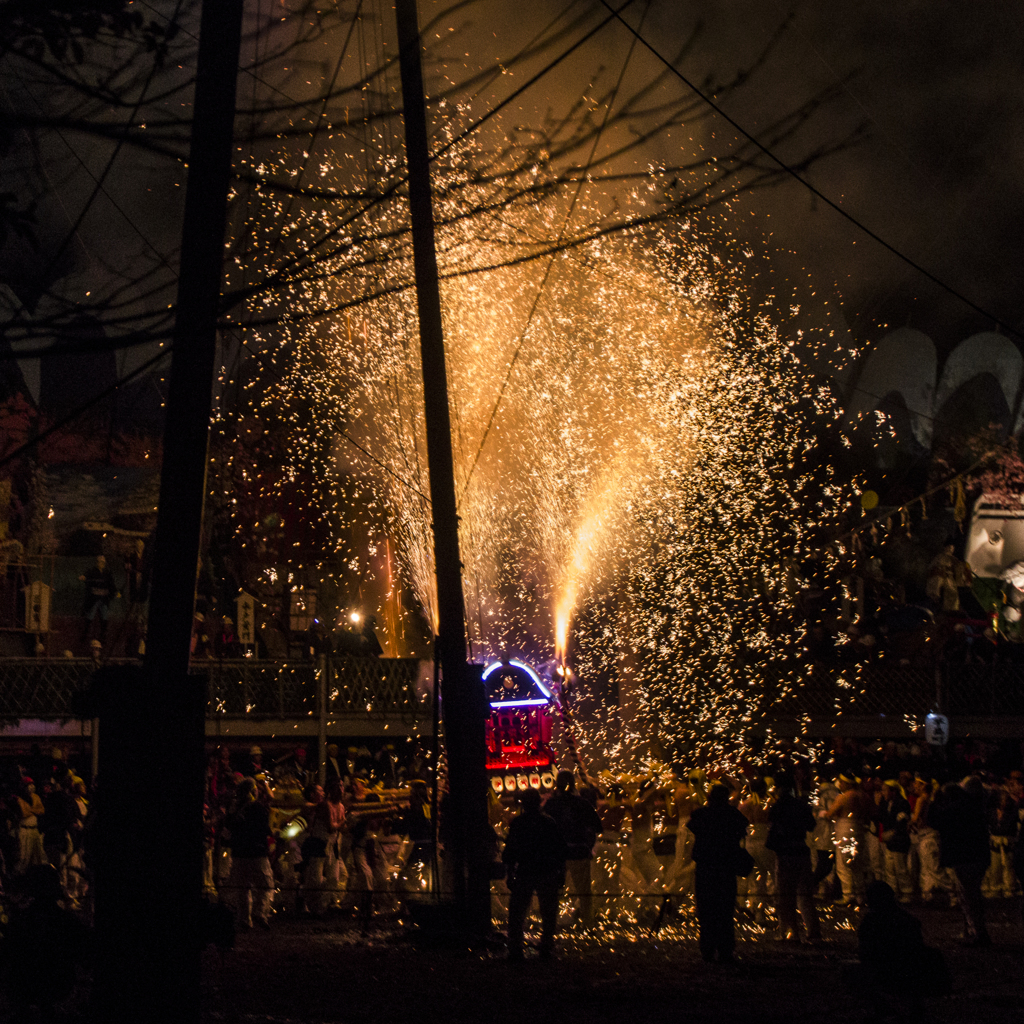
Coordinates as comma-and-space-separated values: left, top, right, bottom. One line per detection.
755, 656, 1024, 719
2, 653, 1024, 724
0, 656, 429, 722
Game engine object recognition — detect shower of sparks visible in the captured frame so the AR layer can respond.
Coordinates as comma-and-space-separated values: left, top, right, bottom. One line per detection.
213, 8, 858, 771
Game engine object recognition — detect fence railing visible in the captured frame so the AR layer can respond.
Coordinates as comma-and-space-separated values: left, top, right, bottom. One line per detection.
750, 656, 1024, 720
0, 656, 429, 722
2, 654, 1024, 724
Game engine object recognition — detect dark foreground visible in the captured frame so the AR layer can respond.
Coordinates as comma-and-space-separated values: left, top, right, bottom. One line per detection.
199, 899, 1024, 1024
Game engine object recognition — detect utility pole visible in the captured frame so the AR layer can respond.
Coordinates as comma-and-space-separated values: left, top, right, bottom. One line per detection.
91, 2, 244, 1021
395, 0, 489, 934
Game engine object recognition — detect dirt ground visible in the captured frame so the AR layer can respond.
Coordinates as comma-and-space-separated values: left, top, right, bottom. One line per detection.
201, 897, 1024, 1024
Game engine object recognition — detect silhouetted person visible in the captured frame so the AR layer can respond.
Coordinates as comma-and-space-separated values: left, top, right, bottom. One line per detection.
1, 864, 89, 1016
360, 614, 383, 656
79, 554, 117, 648
544, 769, 603, 929
502, 787, 567, 961
848, 880, 949, 1017
687, 783, 749, 963
932, 777, 991, 946
767, 772, 820, 942
225, 777, 274, 929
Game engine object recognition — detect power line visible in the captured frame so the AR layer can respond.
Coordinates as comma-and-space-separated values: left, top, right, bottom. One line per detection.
459, 0, 651, 502
0, 348, 171, 474
597, 0, 1024, 345
1, 1, 186, 327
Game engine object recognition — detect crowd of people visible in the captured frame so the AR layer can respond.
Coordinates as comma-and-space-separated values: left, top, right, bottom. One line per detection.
0, 734, 1022, 1014
0, 746, 91, 904
494, 751, 1024, 965
203, 741, 433, 930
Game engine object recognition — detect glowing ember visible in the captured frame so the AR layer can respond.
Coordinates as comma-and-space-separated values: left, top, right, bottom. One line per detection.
216, 21, 856, 771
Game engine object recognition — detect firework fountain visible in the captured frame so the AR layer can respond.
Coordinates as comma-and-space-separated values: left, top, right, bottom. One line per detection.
218, 13, 857, 774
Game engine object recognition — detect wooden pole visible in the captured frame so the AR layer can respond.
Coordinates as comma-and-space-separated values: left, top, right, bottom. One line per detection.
96, 1, 245, 1021
395, 0, 489, 933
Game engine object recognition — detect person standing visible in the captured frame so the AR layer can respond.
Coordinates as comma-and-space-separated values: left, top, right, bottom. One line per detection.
502, 788, 567, 961
767, 772, 820, 943
225, 777, 274, 929
933, 778, 991, 946
14, 778, 47, 873
739, 778, 773, 923
687, 783, 749, 963
324, 743, 344, 786
305, 779, 347, 916
878, 780, 913, 902
544, 770, 603, 930
910, 775, 951, 903
984, 786, 1019, 899
826, 774, 870, 905
79, 554, 118, 650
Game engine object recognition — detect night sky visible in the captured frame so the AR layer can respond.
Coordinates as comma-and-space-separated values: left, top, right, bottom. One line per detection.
2, 0, 1020, 404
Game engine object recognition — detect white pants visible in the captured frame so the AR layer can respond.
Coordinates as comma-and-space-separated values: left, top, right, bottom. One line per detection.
984, 837, 1018, 897
912, 828, 952, 898
742, 826, 774, 911
592, 837, 625, 919
865, 831, 885, 884
228, 856, 274, 927
17, 826, 47, 873
834, 819, 865, 900
307, 839, 349, 914
882, 845, 912, 899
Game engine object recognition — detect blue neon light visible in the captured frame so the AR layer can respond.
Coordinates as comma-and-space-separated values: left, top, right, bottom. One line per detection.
481, 659, 552, 699
489, 698, 548, 708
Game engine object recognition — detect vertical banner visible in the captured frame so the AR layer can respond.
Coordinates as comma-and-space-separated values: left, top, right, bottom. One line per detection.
235, 592, 255, 647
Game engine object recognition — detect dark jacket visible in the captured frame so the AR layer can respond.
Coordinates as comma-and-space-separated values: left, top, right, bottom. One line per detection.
879, 795, 912, 854
544, 792, 603, 858
932, 789, 989, 868
227, 800, 272, 859
766, 792, 815, 856
502, 810, 567, 884
687, 802, 748, 866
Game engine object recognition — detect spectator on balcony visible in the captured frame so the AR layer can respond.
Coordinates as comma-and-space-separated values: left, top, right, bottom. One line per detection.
303, 619, 333, 659
213, 616, 241, 659
79, 554, 118, 650
359, 615, 383, 657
